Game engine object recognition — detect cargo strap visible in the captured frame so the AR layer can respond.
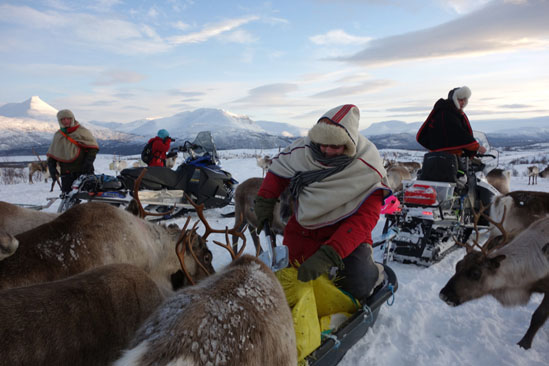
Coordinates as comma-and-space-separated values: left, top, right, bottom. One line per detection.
387, 284, 395, 306
362, 304, 373, 325
321, 333, 341, 349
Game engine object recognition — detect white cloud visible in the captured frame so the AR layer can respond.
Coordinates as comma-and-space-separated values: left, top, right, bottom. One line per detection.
311, 80, 395, 98
219, 29, 258, 44
339, 0, 549, 66
167, 16, 260, 44
172, 21, 190, 31
94, 70, 146, 86
232, 83, 299, 106
310, 29, 371, 45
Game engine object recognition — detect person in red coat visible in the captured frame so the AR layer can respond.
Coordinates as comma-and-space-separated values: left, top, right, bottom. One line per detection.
255, 104, 391, 301
148, 129, 173, 167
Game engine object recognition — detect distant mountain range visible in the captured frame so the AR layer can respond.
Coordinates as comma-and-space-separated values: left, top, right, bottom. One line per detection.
1, 96, 548, 155
0, 97, 303, 155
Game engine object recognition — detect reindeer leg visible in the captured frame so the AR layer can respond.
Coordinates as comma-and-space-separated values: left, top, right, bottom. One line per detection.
251, 227, 263, 255
517, 293, 549, 350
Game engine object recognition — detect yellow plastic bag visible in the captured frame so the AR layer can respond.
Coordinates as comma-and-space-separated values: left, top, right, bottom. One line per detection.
277, 267, 359, 362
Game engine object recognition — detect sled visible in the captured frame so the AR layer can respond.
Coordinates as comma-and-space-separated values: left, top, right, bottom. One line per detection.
304, 264, 398, 366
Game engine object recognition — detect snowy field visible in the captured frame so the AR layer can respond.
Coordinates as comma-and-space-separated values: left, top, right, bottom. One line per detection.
1, 148, 549, 366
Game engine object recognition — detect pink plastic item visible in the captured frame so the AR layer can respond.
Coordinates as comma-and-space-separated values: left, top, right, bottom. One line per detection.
381, 195, 401, 214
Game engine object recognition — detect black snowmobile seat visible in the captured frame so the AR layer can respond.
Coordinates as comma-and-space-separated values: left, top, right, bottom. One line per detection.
120, 167, 181, 190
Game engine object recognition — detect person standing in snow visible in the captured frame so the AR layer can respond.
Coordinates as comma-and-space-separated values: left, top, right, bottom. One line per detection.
46, 109, 99, 193
147, 129, 174, 167
254, 104, 391, 301
416, 86, 486, 156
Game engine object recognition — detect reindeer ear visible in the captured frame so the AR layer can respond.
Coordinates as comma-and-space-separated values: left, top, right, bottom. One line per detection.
125, 199, 140, 216
489, 254, 506, 268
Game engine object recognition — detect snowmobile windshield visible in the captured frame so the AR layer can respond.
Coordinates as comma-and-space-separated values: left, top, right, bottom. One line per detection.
192, 131, 219, 163
473, 130, 498, 172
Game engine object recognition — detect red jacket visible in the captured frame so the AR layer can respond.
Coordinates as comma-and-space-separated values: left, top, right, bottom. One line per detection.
148, 137, 171, 167
258, 172, 383, 264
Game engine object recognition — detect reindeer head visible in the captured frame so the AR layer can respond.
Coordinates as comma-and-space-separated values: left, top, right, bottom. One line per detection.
440, 204, 509, 306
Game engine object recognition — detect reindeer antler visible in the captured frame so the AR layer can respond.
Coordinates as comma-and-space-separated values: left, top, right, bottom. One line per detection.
454, 203, 508, 256
183, 193, 247, 259
132, 169, 176, 219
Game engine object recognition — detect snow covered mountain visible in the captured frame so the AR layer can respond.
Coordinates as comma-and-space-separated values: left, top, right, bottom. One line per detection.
0, 97, 145, 155
0, 97, 296, 155
361, 117, 549, 149
91, 108, 298, 149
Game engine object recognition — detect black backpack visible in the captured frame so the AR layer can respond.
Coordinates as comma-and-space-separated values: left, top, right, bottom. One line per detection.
141, 141, 154, 164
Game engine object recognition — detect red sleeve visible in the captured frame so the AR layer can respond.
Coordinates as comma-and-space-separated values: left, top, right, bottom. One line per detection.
257, 171, 290, 199
326, 190, 383, 258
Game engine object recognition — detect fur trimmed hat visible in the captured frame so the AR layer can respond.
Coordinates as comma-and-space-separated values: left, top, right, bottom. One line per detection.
57, 109, 75, 126
449, 86, 471, 109
308, 104, 359, 157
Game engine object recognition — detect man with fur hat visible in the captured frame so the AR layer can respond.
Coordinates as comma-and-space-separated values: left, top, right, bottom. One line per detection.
416, 86, 486, 155
255, 104, 391, 301
47, 109, 99, 193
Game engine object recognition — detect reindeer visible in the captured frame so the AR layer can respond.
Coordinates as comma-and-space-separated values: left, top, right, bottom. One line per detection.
114, 255, 297, 366
440, 206, 549, 349
527, 166, 539, 185
232, 177, 293, 255
0, 201, 58, 235
486, 168, 511, 195
27, 161, 50, 183
0, 264, 164, 366
489, 191, 549, 239
256, 155, 273, 177
109, 155, 128, 174
0, 201, 213, 294
386, 164, 412, 192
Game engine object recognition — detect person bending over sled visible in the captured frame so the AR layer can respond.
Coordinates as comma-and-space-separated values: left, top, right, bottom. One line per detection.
255, 104, 391, 302
417, 86, 486, 156
148, 129, 174, 167
46, 109, 99, 193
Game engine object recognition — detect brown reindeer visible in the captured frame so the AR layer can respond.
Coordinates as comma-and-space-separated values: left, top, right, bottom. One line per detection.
486, 168, 511, 194
232, 177, 293, 255
386, 164, 412, 192
527, 166, 539, 185
489, 191, 549, 239
28, 161, 50, 183
0, 201, 214, 295
440, 207, 549, 349
0, 264, 164, 366
114, 254, 297, 366
0, 201, 58, 235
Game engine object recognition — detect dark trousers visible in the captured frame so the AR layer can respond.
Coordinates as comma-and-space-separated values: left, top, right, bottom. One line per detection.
335, 244, 379, 301
60, 172, 81, 193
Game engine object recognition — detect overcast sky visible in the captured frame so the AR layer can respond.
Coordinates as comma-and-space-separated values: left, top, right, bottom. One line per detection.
1, 0, 548, 129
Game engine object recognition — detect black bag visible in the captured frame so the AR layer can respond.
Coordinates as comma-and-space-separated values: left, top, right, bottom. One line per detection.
141, 141, 153, 165
418, 151, 458, 183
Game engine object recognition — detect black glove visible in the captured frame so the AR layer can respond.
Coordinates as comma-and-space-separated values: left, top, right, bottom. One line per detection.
47, 158, 58, 180
253, 196, 277, 233
81, 153, 95, 175
298, 245, 344, 282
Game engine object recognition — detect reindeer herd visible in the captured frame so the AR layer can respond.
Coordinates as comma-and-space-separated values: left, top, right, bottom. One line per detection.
0, 171, 296, 365
1, 152, 549, 364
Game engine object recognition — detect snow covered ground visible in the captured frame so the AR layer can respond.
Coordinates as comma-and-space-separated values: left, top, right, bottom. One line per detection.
1, 148, 548, 366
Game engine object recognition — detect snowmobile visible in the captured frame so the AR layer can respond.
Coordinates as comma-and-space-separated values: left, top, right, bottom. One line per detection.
380, 131, 500, 266
56, 131, 238, 218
